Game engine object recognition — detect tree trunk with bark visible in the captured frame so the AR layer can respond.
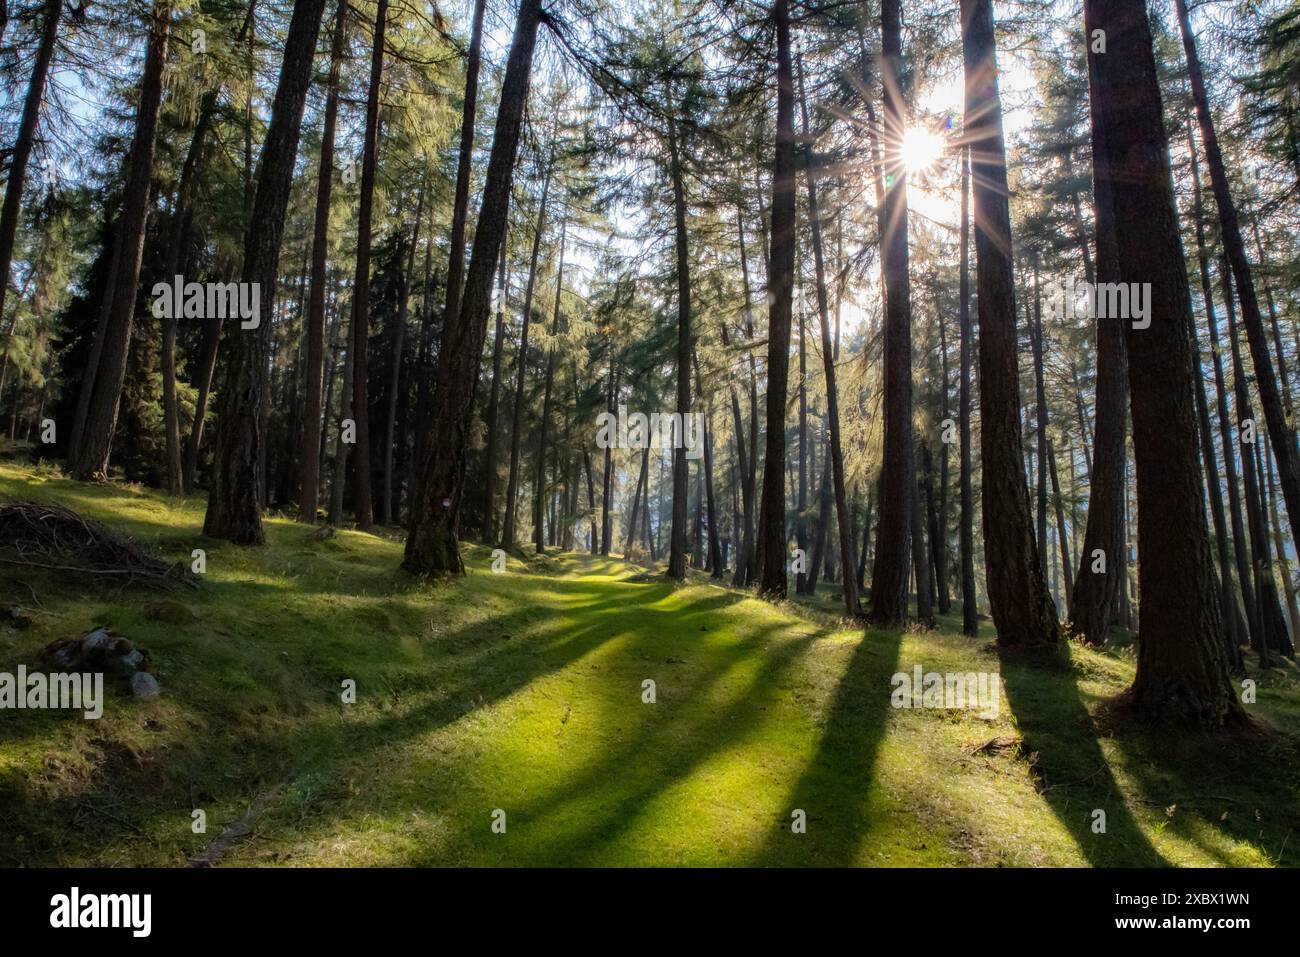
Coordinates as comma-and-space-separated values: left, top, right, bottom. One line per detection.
1223, 256, 1290, 662
667, 110, 692, 581
383, 188, 422, 525
503, 154, 552, 545
0, 0, 62, 329
71, 2, 171, 480
961, 0, 1058, 645
300, 0, 348, 522
1181, 124, 1248, 667
1085, 0, 1246, 728
347, 0, 388, 531
481, 237, 510, 542
958, 144, 978, 636
404, 0, 543, 574
204, 0, 328, 541
757, 0, 796, 599
1176, 0, 1300, 566
535, 218, 566, 553
870, 0, 916, 625
442, 0, 487, 326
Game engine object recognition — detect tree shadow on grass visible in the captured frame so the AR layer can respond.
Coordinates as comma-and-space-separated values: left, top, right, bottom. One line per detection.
479, 619, 817, 865
1093, 696, 1300, 866
998, 644, 1168, 866
0, 579, 650, 863
747, 627, 903, 866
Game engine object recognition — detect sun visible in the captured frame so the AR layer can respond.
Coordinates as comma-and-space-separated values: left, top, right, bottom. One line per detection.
900, 125, 946, 175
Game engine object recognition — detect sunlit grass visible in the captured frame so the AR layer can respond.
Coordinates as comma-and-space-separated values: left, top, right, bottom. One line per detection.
1, 462, 1297, 866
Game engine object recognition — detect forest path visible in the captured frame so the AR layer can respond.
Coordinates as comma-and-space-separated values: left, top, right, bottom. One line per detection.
1, 462, 1296, 866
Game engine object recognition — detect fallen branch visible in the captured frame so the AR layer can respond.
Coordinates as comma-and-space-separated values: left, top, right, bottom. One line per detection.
0, 502, 197, 589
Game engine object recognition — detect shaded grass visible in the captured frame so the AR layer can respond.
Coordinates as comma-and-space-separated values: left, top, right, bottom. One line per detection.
1, 462, 1298, 866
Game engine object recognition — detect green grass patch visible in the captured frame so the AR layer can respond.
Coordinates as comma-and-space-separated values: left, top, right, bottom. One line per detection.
1, 463, 1297, 866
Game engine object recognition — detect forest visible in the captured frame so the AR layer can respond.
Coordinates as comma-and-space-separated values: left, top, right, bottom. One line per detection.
0, 0, 1298, 871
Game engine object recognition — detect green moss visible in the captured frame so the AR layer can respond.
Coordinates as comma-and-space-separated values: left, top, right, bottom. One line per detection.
1, 463, 1297, 866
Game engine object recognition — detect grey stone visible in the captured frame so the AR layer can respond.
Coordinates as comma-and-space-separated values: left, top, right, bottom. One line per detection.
131, 672, 160, 699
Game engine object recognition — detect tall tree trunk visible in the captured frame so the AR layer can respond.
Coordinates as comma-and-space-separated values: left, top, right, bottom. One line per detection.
584, 449, 597, 554
1263, 436, 1300, 656
923, 443, 944, 608
1066, 138, 1128, 647
858, 483, 874, 592
1186, 120, 1247, 668
797, 54, 860, 617
300, 0, 348, 522
330, 307, 354, 525
626, 445, 648, 559
600, 364, 617, 555
796, 306, 808, 593
1248, 210, 1295, 421
442, 0, 487, 326
757, 0, 796, 599
935, 307, 952, 614
643, 454, 657, 560
1206, 281, 1260, 661
68, 225, 123, 467
71, 2, 170, 480
204, 0, 328, 541
732, 204, 758, 588
535, 218, 566, 553
0, 0, 62, 328
1176, 0, 1300, 565
481, 236, 510, 543
347, 0, 388, 531
807, 445, 831, 594
958, 144, 978, 636
693, 351, 723, 578
667, 110, 692, 581
910, 440, 933, 625
1223, 255, 1290, 662
961, 0, 1058, 645
1047, 440, 1073, 610
1031, 257, 1050, 584
160, 92, 216, 495
383, 188, 422, 525
1086, 0, 1246, 728
869, 0, 916, 625
184, 309, 222, 490
503, 155, 552, 546
720, 309, 753, 586
402, 0, 542, 574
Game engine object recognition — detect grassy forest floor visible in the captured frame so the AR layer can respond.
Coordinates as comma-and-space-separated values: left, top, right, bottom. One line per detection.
2, 458, 1299, 867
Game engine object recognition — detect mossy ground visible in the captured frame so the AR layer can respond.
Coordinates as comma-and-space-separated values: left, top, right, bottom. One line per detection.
1, 461, 1297, 866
